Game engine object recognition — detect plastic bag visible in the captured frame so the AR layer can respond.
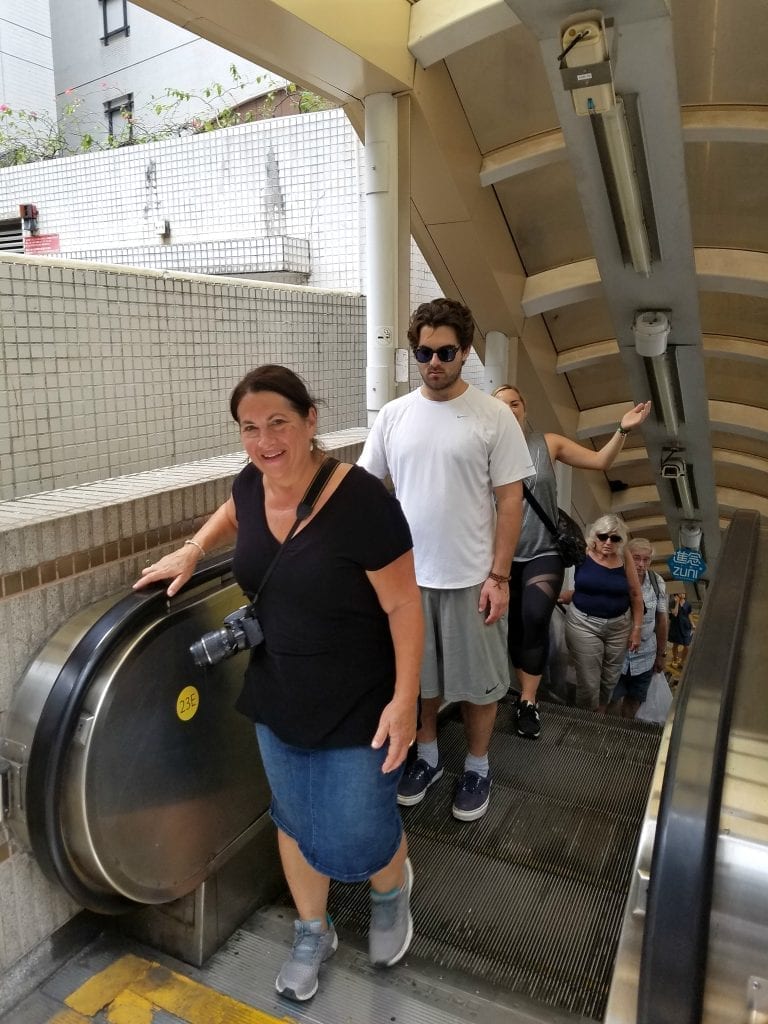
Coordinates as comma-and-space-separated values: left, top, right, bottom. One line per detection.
541, 606, 576, 703
636, 671, 673, 724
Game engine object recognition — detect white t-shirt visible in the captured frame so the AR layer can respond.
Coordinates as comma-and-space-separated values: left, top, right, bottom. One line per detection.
359, 384, 534, 588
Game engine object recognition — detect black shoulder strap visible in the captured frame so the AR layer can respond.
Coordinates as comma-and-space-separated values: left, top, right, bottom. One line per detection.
253, 457, 340, 602
649, 570, 661, 599
295, 457, 339, 522
522, 482, 558, 537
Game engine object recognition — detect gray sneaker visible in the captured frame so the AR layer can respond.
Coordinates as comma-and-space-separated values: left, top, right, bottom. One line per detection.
369, 858, 414, 967
275, 917, 338, 1001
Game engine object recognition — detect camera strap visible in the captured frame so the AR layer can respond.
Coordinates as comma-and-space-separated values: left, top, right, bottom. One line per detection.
252, 456, 340, 603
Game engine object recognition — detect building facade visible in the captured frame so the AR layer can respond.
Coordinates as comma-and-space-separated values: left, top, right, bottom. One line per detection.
50, 0, 283, 151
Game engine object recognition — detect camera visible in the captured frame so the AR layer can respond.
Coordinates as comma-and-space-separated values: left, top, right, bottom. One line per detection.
660, 456, 685, 479
190, 604, 264, 667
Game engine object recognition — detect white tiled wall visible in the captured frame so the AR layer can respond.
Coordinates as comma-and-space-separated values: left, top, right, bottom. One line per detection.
0, 255, 367, 500
0, 0, 57, 122
0, 110, 370, 294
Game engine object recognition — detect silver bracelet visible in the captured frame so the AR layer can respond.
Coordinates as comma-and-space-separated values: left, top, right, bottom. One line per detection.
184, 539, 206, 557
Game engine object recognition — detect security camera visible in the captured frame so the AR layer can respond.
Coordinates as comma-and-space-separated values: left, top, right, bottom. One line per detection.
660, 456, 685, 479
680, 523, 702, 550
633, 311, 670, 357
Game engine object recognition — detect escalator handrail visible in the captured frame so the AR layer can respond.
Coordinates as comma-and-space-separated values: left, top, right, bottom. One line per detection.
25, 552, 236, 914
637, 510, 760, 1023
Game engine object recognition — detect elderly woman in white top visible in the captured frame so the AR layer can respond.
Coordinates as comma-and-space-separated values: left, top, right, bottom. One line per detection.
560, 514, 644, 711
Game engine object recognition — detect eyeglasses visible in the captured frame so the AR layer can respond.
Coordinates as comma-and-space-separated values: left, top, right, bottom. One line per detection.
596, 533, 622, 543
413, 345, 460, 363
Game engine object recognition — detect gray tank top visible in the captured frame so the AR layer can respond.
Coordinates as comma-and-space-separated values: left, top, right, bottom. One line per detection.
515, 432, 559, 561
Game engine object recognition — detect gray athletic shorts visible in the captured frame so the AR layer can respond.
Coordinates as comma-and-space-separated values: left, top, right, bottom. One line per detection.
420, 584, 510, 704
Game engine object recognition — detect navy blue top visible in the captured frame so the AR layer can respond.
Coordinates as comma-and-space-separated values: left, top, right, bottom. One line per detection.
573, 554, 630, 619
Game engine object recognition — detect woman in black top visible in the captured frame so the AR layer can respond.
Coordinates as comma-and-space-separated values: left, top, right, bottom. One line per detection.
135, 365, 423, 1003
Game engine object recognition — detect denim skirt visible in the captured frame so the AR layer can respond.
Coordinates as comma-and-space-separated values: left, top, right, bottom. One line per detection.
255, 724, 405, 882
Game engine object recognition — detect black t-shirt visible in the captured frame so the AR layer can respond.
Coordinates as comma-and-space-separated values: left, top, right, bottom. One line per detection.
231, 463, 413, 748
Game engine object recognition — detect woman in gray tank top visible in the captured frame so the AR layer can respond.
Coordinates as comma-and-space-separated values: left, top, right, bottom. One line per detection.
492, 386, 650, 739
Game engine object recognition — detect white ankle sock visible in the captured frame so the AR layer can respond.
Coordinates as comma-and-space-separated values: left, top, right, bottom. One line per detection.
464, 753, 489, 777
417, 739, 439, 767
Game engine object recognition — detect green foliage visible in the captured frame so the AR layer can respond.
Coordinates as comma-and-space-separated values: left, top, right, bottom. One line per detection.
0, 66, 333, 168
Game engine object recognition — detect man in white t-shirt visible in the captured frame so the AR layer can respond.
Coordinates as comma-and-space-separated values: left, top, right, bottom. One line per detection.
359, 298, 533, 821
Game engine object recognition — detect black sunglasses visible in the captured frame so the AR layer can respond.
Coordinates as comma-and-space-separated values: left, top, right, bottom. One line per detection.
596, 532, 622, 543
413, 345, 460, 363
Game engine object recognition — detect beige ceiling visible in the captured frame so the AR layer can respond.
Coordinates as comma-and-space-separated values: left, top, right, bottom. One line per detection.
133, 0, 768, 581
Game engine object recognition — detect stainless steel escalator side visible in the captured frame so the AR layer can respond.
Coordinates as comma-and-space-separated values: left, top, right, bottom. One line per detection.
605, 510, 764, 1024
1, 553, 273, 915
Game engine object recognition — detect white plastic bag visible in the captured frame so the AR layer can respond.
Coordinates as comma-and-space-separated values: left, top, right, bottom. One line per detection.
636, 671, 673, 724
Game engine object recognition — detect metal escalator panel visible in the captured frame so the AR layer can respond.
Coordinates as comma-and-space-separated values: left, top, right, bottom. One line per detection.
605, 510, 764, 1024
2, 556, 271, 912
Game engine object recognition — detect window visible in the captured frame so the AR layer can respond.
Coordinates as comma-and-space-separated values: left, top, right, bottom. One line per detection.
0, 218, 24, 253
99, 0, 129, 44
104, 93, 134, 143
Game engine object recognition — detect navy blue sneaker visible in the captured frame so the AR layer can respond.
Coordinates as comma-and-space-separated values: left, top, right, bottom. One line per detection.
397, 758, 444, 806
452, 770, 491, 821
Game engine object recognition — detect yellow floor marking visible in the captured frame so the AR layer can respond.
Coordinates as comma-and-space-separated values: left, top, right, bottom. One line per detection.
65, 954, 151, 1015
105, 989, 154, 1024
62, 953, 296, 1024
130, 961, 296, 1024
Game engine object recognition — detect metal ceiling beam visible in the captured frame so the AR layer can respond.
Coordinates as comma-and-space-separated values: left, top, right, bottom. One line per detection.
521, 0, 731, 568
557, 334, 768, 373
409, 0, 519, 69
524, 250, 768, 318
131, 0, 415, 104
579, 402, 768, 444
611, 447, 768, 478
480, 106, 768, 184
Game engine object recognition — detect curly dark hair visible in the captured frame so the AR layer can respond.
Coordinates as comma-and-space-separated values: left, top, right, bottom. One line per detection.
406, 298, 475, 352
229, 364, 318, 422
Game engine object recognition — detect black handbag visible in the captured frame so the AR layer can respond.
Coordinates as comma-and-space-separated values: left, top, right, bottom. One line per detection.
522, 483, 587, 568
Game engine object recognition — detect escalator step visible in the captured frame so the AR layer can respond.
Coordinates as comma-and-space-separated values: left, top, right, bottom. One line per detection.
328, 701, 662, 1021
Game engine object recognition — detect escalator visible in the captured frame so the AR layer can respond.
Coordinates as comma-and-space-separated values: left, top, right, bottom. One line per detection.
1, 511, 765, 1023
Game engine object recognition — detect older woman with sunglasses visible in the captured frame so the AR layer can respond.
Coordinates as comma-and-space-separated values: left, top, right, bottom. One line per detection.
559, 515, 644, 711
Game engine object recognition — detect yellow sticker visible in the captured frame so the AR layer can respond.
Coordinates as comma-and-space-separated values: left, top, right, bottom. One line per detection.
176, 686, 200, 721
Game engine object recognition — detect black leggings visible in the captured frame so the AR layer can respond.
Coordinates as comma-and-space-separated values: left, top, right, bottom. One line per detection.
508, 554, 565, 676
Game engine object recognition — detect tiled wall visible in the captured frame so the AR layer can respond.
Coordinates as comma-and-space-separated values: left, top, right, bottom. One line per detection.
0, 109, 448, 304
0, 110, 367, 293
0, 254, 367, 500
0, 251, 485, 501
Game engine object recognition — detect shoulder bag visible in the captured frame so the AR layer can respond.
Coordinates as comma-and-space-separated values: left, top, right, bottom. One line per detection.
522, 483, 587, 568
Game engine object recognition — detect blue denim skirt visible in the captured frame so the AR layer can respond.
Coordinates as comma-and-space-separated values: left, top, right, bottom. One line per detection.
255, 724, 405, 882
